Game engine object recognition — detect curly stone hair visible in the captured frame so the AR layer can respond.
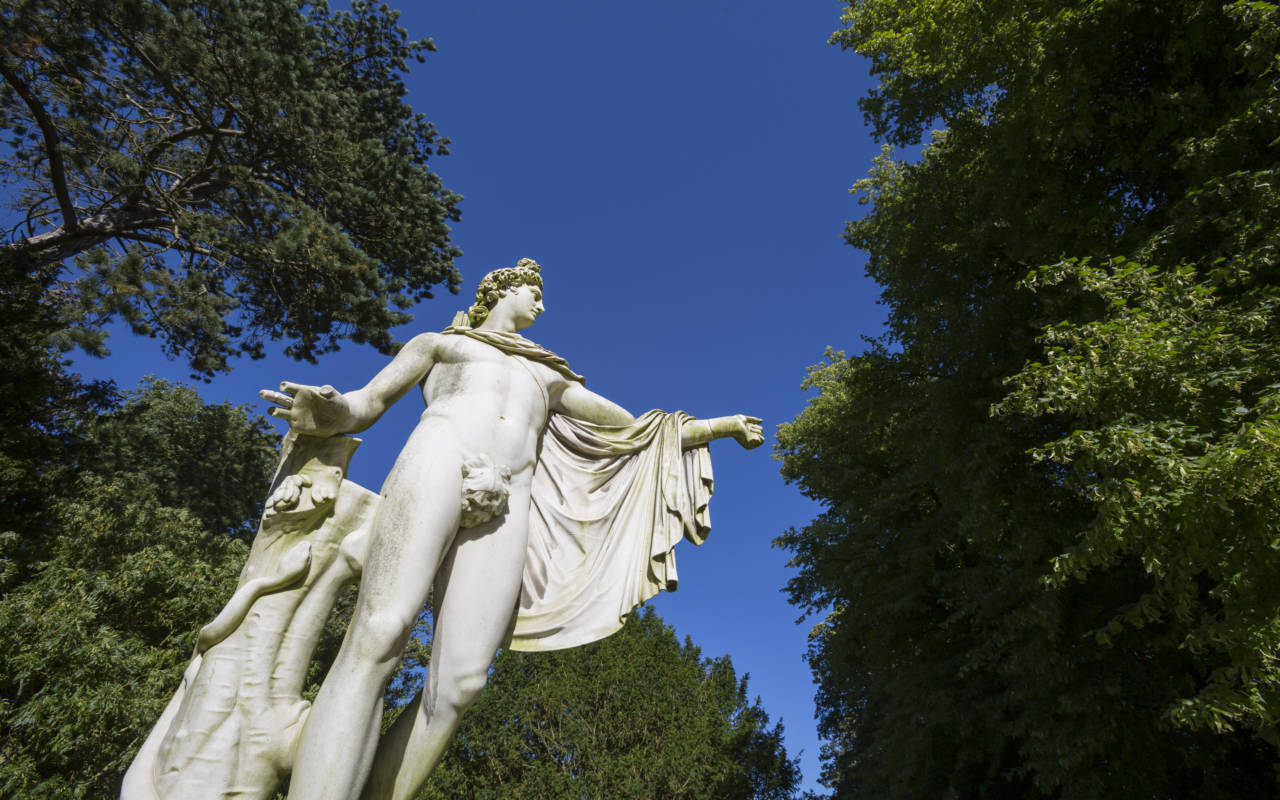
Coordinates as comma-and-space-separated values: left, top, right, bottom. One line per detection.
466, 258, 543, 327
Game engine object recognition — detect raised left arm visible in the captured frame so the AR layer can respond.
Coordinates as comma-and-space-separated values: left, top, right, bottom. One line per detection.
680, 414, 764, 449
553, 382, 636, 426
553, 382, 763, 450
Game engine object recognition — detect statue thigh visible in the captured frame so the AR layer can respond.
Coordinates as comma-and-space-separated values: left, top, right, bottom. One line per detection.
346, 419, 470, 665
424, 483, 531, 709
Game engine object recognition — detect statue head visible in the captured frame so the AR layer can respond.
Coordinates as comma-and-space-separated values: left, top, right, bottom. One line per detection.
466, 258, 544, 327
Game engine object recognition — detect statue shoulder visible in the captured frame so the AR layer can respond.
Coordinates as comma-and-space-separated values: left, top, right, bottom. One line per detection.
425, 329, 505, 364
400, 331, 447, 356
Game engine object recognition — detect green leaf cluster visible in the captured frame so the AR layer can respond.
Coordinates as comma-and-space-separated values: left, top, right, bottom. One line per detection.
0, 258, 117, 580
997, 259, 1280, 735
1, 0, 461, 375
778, 1, 1280, 797
0, 264, 283, 796
416, 606, 807, 800
0, 379, 279, 798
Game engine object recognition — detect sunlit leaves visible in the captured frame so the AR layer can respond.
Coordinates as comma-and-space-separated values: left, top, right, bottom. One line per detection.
780, 0, 1280, 796
0, 381, 277, 798
997, 258, 1280, 737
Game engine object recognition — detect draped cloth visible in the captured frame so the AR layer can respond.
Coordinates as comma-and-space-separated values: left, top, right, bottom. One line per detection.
511, 411, 714, 651
443, 326, 585, 383
440, 325, 715, 652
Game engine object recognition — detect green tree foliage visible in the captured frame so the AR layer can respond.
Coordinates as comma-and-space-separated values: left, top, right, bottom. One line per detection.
0, 258, 115, 581
997, 259, 1280, 738
417, 606, 805, 800
1, 0, 461, 375
0, 380, 278, 799
777, 1, 1280, 797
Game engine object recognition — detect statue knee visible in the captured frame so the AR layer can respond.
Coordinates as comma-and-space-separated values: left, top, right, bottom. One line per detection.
347, 609, 413, 666
438, 670, 488, 715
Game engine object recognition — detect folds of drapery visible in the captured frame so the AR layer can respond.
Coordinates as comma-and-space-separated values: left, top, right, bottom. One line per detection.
509, 409, 713, 652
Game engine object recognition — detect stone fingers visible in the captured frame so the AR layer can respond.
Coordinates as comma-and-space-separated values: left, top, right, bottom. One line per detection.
267, 405, 295, 423
260, 389, 295, 407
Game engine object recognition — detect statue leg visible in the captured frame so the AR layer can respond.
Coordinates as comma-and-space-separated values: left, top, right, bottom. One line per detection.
361, 483, 531, 800
286, 421, 465, 800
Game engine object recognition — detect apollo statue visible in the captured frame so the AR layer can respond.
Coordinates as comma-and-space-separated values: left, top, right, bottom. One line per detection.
122, 259, 762, 800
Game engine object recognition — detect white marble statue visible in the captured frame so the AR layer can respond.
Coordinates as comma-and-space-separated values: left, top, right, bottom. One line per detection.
121, 258, 761, 800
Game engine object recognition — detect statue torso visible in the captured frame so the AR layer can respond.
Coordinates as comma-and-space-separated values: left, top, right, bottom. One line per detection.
417, 333, 558, 475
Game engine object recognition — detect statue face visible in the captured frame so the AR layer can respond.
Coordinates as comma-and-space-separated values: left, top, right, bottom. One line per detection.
498, 284, 544, 330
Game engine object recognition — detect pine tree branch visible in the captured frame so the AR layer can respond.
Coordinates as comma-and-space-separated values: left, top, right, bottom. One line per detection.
4, 205, 168, 266
0, 57, 78, 232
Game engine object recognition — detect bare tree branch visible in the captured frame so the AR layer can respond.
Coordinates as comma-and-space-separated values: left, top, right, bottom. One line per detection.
142, 125, 244, 178
4, 205, 168, 265
118, 231, 219, 259
0, 57, 78, 231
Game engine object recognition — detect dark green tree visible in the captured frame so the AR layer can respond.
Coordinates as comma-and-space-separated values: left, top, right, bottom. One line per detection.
1, 0, 461, 375
415, 606, 805, 800
0, 379, 280, 798
777, 1, 1280, 797
0, 257, 116, 583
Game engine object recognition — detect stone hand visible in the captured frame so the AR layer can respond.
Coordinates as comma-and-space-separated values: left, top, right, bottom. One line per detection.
267, 474, 311, 512
266, 472, 338, 513
259, 382, 352, 438
731, 415, 764, 449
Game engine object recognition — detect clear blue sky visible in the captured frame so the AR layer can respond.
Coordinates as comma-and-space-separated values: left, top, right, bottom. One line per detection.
73, 1, 885, 792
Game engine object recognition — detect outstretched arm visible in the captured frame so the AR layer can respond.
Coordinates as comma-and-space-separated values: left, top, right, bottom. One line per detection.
259, 333, 440, 437
553, 382, 636, 426
553, 382, 763, 450
680, 415, 764, 449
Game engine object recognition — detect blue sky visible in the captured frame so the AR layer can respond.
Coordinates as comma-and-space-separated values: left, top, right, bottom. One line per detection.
71, 1, 885, 792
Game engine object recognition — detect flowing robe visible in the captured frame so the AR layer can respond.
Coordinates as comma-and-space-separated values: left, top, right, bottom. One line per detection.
442, 327, 714, 651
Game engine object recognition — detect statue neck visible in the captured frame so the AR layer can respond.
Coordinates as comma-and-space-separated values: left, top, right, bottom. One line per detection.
477, 308, 522, 334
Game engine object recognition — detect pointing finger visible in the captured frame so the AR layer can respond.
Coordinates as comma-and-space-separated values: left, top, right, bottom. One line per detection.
259, 389, 294, 407
279, 381, 303, 395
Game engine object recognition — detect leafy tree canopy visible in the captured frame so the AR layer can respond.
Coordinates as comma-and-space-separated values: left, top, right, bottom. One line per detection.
0, 379, 279, 799
778, 1, 1280, 797
996, 258, 1280, 739
1, 0, 461, 375
417, 606, 807, 800
0, 257, 115, 577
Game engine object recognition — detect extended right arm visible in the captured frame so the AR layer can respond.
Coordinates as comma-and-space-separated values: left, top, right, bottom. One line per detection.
260, 333, 440, 437
341, 332, 440, 430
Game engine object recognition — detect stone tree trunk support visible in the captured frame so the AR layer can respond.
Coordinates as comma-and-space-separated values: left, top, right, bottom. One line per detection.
121, 432, 378, 800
